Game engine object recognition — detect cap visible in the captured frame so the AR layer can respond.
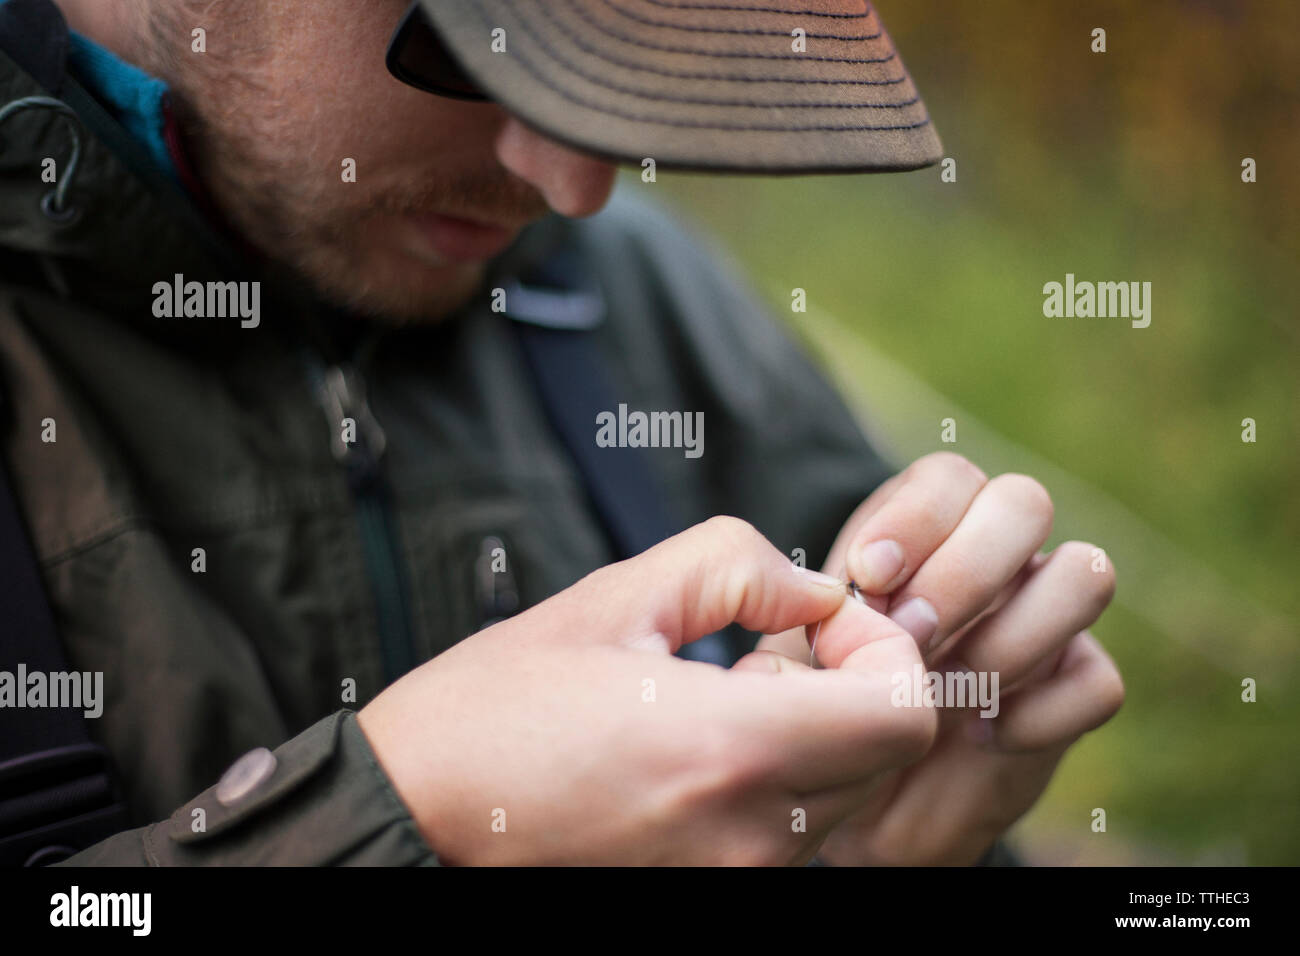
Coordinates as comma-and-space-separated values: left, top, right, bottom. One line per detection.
415, 0, 942, 174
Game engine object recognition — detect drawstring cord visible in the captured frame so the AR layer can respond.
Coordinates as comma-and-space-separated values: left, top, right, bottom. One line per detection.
0, 95, 84, 222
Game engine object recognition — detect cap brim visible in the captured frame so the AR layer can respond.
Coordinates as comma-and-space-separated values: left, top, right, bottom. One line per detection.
418, 0, 942, 174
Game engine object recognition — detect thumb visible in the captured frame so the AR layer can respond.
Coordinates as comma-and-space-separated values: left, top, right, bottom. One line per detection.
811, 587, 921, 672
570, 516, 848, 654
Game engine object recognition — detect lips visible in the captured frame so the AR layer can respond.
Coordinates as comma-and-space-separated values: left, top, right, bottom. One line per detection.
411, 212, 519, 263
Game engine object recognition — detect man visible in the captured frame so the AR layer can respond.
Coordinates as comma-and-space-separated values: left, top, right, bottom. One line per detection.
0, 0, 1122, 866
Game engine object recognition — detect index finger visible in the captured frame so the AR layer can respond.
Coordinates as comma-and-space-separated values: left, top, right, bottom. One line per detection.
841, 452, 988, 595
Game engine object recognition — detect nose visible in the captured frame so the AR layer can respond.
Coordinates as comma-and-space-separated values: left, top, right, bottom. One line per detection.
495, 116, 618, 218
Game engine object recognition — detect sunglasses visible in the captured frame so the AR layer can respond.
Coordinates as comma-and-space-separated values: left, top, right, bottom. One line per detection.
386, 1, 489, 101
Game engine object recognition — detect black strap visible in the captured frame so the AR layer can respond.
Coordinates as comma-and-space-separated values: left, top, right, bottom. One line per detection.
0, 373, 129, 866
515, 326, 677, 560
507, 250, 731, 666
0, 464, 87, 764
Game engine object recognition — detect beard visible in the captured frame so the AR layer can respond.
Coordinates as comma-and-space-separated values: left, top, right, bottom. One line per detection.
178, 109, 552, 324
142, 5, 551, 325
218, 156, 550, 324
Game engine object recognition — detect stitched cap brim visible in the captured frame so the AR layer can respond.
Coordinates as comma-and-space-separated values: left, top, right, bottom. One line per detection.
417, 0, 942, 174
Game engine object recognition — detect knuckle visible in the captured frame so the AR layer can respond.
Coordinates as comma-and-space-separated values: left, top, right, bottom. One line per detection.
990, 473, 1054, 531
699, 517, 774, 618
916, 451, 988, 487
1093, 660, 1126, 721
1054, 538, 1095, 566
702, 514, 764, 552
1057, 540, 1117, 612
949, 547, 1005, 601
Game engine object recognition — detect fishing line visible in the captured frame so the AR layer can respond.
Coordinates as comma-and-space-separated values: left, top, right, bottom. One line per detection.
809, 578, 865, 667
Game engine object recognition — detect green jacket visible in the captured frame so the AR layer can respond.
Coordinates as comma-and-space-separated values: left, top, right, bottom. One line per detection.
0, 10, 891, 865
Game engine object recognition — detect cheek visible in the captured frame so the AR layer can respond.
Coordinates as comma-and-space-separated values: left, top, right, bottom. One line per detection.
274, 2, 497, 166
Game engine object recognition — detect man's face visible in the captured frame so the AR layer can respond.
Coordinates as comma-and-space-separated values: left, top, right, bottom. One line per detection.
146, 0, 619, 322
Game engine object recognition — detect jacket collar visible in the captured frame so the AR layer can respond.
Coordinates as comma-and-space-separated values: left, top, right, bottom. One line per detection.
0, 0, 250, 320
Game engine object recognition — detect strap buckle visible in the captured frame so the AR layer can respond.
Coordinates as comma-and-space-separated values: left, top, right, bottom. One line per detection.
0, 743, 130, 866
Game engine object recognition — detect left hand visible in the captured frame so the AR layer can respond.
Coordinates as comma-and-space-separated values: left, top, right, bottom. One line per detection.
751, 453, 1125, 865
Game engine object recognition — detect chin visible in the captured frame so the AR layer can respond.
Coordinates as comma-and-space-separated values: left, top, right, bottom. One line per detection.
302, 249, 487, 326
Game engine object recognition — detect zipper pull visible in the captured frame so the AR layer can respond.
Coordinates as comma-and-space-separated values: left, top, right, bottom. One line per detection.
318, 362, 387, 490
475, 535, 520, 630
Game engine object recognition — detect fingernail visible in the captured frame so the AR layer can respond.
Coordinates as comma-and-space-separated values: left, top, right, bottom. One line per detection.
855, 539, 904, 592
799, 568, 845, 591
889, 597, 939, 647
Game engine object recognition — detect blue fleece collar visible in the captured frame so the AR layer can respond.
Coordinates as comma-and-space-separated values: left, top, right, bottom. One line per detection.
65, 30, 177, 181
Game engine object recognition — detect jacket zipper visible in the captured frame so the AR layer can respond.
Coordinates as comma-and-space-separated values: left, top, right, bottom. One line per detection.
474, 534, 520, 631
306, 355, 418, 688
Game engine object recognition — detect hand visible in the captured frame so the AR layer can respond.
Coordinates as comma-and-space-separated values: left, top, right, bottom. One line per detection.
758, 453, 1124, 865
358, 516, 936, 865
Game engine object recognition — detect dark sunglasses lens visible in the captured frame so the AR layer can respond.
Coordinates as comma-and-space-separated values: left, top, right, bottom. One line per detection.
386, 3, 487, 101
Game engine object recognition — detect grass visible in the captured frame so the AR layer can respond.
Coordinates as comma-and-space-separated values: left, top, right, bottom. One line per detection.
650, 163, 1299, 864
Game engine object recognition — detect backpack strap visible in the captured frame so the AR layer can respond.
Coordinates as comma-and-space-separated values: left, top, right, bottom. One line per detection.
505, 248, 732, 666
0, 371, 129, 866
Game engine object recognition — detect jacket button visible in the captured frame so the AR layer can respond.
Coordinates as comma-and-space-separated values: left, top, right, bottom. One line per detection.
215, 747, 277, 806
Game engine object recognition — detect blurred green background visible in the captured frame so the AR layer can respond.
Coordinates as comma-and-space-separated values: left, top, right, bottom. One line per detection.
648, 0, 1298, 864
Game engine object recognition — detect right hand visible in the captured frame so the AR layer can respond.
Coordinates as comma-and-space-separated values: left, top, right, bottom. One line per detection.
357, 516, 936, 865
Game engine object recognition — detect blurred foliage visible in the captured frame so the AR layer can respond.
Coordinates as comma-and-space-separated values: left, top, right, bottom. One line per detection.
649, 0, 1299, 863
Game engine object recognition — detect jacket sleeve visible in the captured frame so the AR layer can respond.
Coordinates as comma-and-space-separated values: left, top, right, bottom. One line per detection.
57, 710, 438, 866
